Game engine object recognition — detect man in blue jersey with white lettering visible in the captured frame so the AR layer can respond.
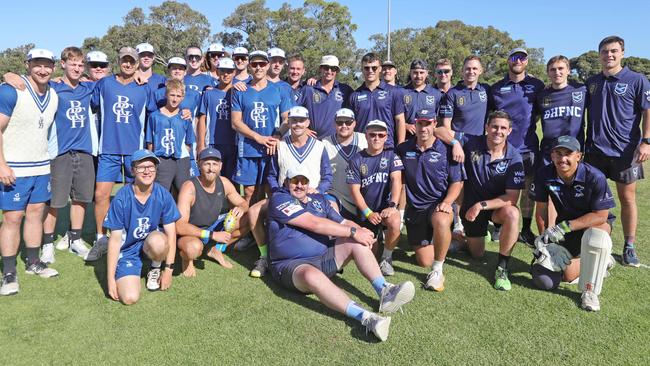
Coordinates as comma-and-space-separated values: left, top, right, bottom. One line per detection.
403, 60, 444, 137
184, 46, 216, 93
135, 43, 166, 90
347, 120, 403, 276
105, 149, 180, 305
86, 51, 111, 82
86, 46, 151, 262
397, 110, 464, 292
231, 50, 292, 204
268, 165, 415, 342
442, 56, 490, 137
232, 47, 251, 84
489, 48, 545, 246
0, 49, 59, 296
584, 36, 650, 267
350, 53, 406, 148
298, 55, 353, 139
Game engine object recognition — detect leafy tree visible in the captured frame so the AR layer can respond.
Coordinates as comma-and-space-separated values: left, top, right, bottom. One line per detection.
0, 44, 35, 77
624, 56, 650, 79
569, 51, 600, 82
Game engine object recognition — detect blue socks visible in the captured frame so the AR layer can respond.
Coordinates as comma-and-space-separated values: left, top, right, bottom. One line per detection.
371, 276, 386, 296
345, 301, 367, 322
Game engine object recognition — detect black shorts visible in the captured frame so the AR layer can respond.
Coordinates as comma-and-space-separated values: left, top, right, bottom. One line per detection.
584, 153, 644, 184
156, 157, 192, 191
460, 205, 494, 238
521, 151, 537, 177
404, 204, 437, 247
49, 151, 95, 208
270, 247, 338, 293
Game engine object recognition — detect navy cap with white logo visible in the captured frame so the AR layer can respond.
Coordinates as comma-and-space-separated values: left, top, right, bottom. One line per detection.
552, 135, 581, 152
198, 147, 222, 161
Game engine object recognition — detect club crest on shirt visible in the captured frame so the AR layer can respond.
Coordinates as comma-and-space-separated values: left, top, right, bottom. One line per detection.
471, 150, 481, 162
426, 95, 435, 105
574, 184, 585, 198
360, 163, 368, 176
542, 96, 552, 108
495, 160, 509, 174
589, 83, 598, 95
645, 90, 650, 102
377, 91, 388, 100
458, 96, 465, 106
335, 91, 343, 102
428, 152, 441, 163
479, 91, 487, 102
403, 94, 412, 105
313, 92, 322, 104
572, 91, 584, 103
524, 85, 536, 94
614, 83, 628, 96
311, 200, 324, 213
379, 157, 388, 169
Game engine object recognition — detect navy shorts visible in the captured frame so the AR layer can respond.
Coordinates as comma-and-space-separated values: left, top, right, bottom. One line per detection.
404, 204, 437, 247
585, 153, 644, 184
460, 205, 494, 238
97, 154, 134, 183
211, 144, 237, 181
271, 246, 338, 293
0, 174, 51, 211
233, 156, 269, 186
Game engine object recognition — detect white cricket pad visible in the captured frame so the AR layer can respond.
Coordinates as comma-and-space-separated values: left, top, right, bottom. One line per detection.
579, 228, 612, 295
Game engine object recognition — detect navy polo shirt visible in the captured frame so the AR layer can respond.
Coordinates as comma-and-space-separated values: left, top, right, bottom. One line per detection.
298, 80, 353, 138
349, 80, 405, 148
535, 83, 587, 162
443, 82, 490, 136
346, 149, 403, 212
585, 67, 650, 158
396, 138, 464, 210
531, 162, 615, 222
402, 84, 444, 124
462, 136, 524, 205
489, 74, 545, 153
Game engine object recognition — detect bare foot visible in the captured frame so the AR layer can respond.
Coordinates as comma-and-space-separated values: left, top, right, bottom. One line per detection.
181, 259, 196, 277
207, 247, 233, 269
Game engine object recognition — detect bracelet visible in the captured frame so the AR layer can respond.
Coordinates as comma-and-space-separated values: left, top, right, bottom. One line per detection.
362, 208, 373, 218
200, 230, 210, 240
451, 139, 459, 146
560, 220, 572, 232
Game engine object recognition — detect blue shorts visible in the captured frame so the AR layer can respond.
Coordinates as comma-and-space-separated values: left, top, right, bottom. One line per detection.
0, 174, 51, 211
97, 154, 134, 183
270, 246, 338, 293
115, 251, 144, 280
190, 158, 199, 178
211, 144, 237, 181
234, 156, 269, 186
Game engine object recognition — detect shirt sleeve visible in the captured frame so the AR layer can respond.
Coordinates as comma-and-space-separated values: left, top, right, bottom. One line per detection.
185, 118, 196, 145
103, 190, 126, 230
441, 91, 454, 119
268, 191, 307, 224
280, 85, 294, 112
0, 84, 17, 117
635, 74, 650, 111
346, 155, 361, 185
231, 89, 243, 112
590, 172, 616, 211
391, 87, 405, 115
90, 79, 101, 111
447, 159, 464, 183
323, 196, 345, 223
161, 189, 182, 224
389, 151, 404, 173
145, 113, 155, 145
341, 84, 353, 109
197, 93, 208, 116
317, 149, 333, 193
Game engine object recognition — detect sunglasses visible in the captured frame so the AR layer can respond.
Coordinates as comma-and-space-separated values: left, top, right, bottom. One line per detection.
134, 165, 157, 173
250, 61, 268, 68
368, 132, 387, 139
290, 176, 309, 185
435, 69, 451, 75
88, 62, 107, 69
208, 52, 224, 58
509, 54, 528, 63
335, 120, 354, 126
187, 55, 201, 61
363, 66, 380, 72
321, 65, 338, 72
415, 118, 434, 126
234, 56, 248, 61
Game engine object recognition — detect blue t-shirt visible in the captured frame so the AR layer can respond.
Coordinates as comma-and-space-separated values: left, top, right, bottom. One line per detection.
535, 83, 587, 162
231, 82, 292, 157
47, 80, 98, 157
489, 75, 545, 153
349, 81, 405, 148
585, 67, 650, 158
531, 162, 615, 223
298, 80, 353, 138
267, 188, 344, 269
461, 135, 524, 206
198, 87, 235, 146
104, 183, 181, 257
267, 136, 332, 193
91, 75, 149, 155
346, 149, 403, 212
403, 84, 444, 124
145, 110, 195, 159
184, 73, 217, 94
442, 82, 490, 136
148, 73, 167, 91
396, 138, 464, 210
149, 86, 202, 119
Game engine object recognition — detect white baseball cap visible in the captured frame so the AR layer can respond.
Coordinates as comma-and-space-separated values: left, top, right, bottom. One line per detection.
167, 57, 187, 68
86, 51, 109, 64
365, 119, 388, 131
136, 43, 154, 54
267, 47, 286, 59
335, 108, 355, 120
207, 43, 225, 53
217, 57, 235, 70
320, 55, 340, 70
249, 50, 269, 62
286, 165, 310, 180
288, 106, 309, 119
27, 48, 55, 62
233, 47, 249, 56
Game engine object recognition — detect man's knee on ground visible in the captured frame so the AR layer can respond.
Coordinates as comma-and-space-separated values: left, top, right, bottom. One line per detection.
499, 205, 520, 224
531, 264, 561, 291
120, 291, 141, 305
466, 238, 485, 258
414, 247, 434, 268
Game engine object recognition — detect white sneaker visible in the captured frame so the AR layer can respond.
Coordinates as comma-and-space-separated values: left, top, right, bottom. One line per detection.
54, 233, 70, 250
424, 269, 445, 292
69, 239, 91, 258
146, 268, 161, 291
40, 243, 55, 264
25, 261, 59, 278
581, 290, 600, 311
0, 273, 19, 296
453, 220, 464, 235
379, 281, 415, 313
361, 313, 391, 342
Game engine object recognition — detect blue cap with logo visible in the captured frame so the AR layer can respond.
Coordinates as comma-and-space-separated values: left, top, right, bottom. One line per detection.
131, 149, 160, 166
416, 109, 436, 120
198, 147, 222, 161
552, 135, 581, 152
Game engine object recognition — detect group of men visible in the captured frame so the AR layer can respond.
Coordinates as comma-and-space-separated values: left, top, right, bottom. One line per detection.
0, 34, 647, 340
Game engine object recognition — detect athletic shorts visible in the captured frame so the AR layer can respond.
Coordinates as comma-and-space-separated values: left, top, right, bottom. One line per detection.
233, 156, 269, 186
404, 204, 438, 247
115, 250, 144, 280
97, 154, 134, 183
271, 246, 338, 293
521, 151, 537, 177
50, 151, 95, 208
196, 213, 228, 247
190, 158, 198, 178
211, 144, 237, 181
156, 157, 191, 192
460, 205, 494, 238
0, 174, 51, 211
584, 153, 644, 184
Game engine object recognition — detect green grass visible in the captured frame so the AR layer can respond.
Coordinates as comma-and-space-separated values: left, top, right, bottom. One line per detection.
1, 180, 650, 365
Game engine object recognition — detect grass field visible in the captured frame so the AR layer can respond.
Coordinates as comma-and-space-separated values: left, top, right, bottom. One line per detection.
2, 178, 650, 366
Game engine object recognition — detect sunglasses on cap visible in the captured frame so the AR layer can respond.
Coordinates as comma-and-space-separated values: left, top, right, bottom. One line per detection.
435, 69, 451, 75
250, 61, 268, 68
363, 65, 380, 72
335, 119, 354, 126
290, 176, 309, 185
509, 54, 528, 63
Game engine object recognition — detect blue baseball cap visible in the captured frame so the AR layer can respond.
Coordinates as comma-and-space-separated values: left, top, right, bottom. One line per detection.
131, 149, 160, 166
416, 109, 436, 120
198, 147, 222, 161
553, 135, 581, 152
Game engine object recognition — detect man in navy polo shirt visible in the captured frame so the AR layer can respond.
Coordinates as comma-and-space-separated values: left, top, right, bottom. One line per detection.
396, 113, 463, 292
349, 53, 406, 148
403, 59, 444, 137
442, 56, 490, 137
433, 59, 454, 94
347, 120, 403, 276
286, 54, 306, 102
298, 55, 353, 139
584, 36, 650, 267
530, 136, 616, 311
489, 47, 545, 246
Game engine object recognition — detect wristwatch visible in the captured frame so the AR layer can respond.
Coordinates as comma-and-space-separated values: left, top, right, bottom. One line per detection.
164, 262, 174, 269
349, 226, 357, 238
641, 137, 650, 145
387, 201, 397, 208
479, 201, 488, 210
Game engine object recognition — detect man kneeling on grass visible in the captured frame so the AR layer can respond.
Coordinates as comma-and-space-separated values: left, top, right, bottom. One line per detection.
106, 150, 181, 305
267, 166, 415, 341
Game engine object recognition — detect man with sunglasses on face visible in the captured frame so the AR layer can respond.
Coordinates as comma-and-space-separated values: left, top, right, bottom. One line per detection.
433, 59, 454, 94
184, 46, 217, 94
204, 43, 226, 81
232, 47, 252, 84
298, 55, 354, 139
135, 43, 166, 91
86, 51, 111, 81
350, 53, 406, 148
403, 60, 444, 137
489, 48, 545, 247
396, 109, 464, 292
347, 120, 403, 276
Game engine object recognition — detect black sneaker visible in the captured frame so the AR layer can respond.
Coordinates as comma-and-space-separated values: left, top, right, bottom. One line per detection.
518, 230, 536, 248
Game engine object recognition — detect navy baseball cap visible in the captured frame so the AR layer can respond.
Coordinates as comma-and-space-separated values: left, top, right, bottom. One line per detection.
553, 135, 581, 152
416, 109, 436, 120
131, 149, 160, 166
410, 59, 428, 70
198, 147, 222, 161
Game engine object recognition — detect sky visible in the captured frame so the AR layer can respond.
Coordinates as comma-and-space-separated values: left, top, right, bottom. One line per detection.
2, 0, 649, 60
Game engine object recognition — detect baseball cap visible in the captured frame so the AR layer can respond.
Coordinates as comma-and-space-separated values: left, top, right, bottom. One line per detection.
320, 55, 340, 70
288, 106, 309, 120
118, 47, 139, 61
382, 60, 396, 68
131, 149, 160, 166
207, 43, 225, 54
167, 57, 187, 68
86, 51, 109, 64
508, 47, 528, 58
267, 47, 286, 59
217, 57, 235, 70
233, 47, 249, 56
365, 119, 388, 131
136, 43, 154, 54
286, 165, 310, 180
198, 147, 222, 161
249, 50, 269, 62
335, 108, 355, 120
552, 135, 581, 152
410, 59, 428, 70
416, 109, 436, 120
27, 48, 55, 62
